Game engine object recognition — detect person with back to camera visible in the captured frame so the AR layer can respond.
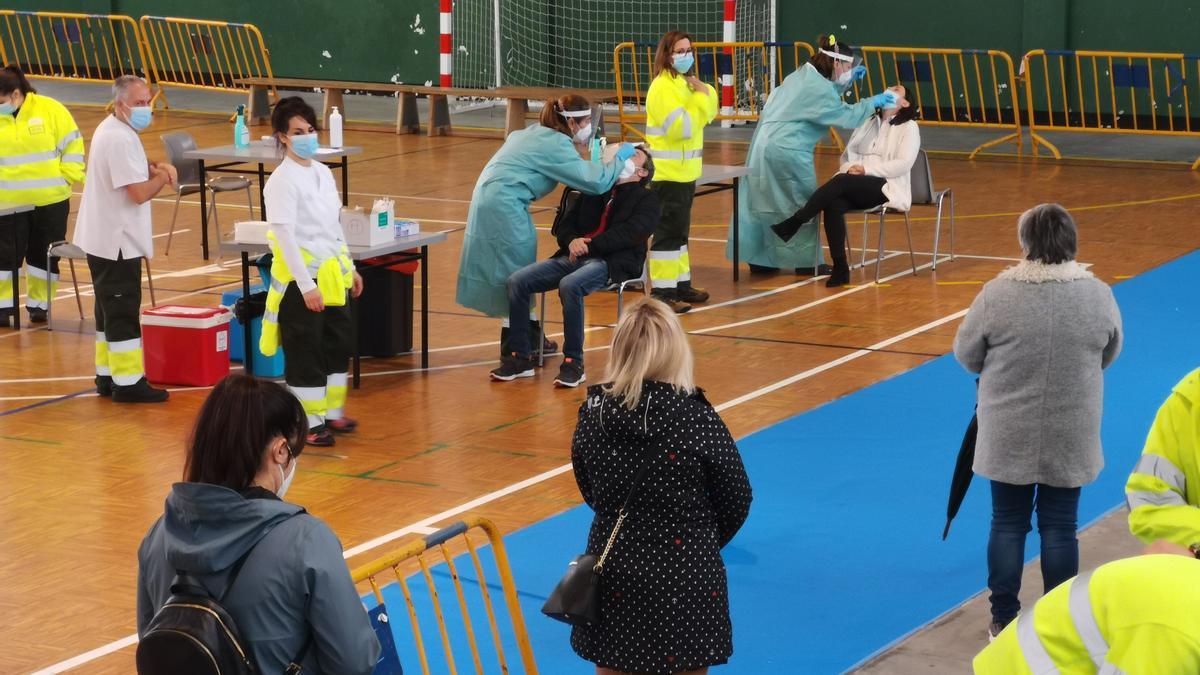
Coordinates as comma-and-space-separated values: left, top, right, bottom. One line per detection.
771, 84, 920, 287
259, 96, 364, 448
456, 93, 637, 361
569, 298, 752, 675
953, 203, 1122, 640
136, 375, 380, 673
729, 34, 896, 277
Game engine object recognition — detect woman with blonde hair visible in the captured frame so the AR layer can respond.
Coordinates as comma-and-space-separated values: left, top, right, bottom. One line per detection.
569, 298, 752, 675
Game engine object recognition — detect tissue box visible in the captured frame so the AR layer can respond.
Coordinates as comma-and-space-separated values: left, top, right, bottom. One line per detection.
234, 220, 271, 244
341, 206, 393, 247
395, 219, 420, 238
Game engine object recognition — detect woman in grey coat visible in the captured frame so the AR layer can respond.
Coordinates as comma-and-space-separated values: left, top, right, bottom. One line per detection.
953, 203, 1122, 639
137, 375, 380, 673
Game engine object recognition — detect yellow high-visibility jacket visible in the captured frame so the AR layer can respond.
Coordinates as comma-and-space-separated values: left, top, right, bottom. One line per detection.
0, 92, 85, 206
974, 554, 1200, 674
645, 71, 718, 183
259, 231, 354, 357
1126, 367, 1200, 547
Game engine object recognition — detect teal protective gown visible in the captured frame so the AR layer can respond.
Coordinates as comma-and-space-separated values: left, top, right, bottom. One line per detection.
456, 125, 622, 317
727, 63, 878, 269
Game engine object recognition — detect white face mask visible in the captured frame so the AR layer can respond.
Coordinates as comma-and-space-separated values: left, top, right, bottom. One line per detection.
573, 122, 593, 144
835, 69, 854, 86
276, 456, 297, 498
618, 158, 638, 180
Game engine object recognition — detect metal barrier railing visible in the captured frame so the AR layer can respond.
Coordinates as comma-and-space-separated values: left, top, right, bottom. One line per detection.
844, 46, 1023, 158
349, 517, 538, 675
1021, 49, 1200, 168
613, 40, 814, 141
138, 15, 275, 110
0, 11, 150, 85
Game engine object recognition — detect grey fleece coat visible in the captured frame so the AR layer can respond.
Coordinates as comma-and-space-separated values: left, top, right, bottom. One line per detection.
953, 261, 1123, 488
137, 482, 380, 674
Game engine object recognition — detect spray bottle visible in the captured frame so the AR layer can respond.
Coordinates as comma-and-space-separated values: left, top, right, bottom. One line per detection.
234, 104, 249, 149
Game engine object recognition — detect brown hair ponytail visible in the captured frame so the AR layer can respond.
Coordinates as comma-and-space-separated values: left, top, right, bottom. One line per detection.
809, 34, 853, 80
538, 94, 592, 137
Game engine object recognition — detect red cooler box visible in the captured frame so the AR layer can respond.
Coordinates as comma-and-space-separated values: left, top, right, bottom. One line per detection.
142, 305, 233, 386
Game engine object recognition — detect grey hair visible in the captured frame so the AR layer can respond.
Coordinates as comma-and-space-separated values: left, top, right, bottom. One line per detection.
1017, 203, 1077, 264
112, 75, 147, 103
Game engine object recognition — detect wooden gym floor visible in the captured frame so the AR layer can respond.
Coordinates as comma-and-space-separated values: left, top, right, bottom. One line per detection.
3, 105, 1200, 673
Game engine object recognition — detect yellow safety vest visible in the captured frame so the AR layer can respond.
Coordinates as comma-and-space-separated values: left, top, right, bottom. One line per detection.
1126, 367, 1200, 547
974, 554, 1200, 674
259, 232, 354, 357
645, 72, 718, 183
0, 92, 85, 206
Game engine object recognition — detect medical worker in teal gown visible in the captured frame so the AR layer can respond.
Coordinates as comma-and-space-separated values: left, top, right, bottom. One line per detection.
727, 35, 898, 274
456, 95, 635, 353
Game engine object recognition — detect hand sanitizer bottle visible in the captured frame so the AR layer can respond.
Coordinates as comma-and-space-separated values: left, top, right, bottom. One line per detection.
329, 106, 344, 149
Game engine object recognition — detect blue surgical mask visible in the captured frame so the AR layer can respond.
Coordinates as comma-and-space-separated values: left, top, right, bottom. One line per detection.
290, 133, 319, 160
673, 53, 695, 74
128, 106, 153, 131
0, 102, 13, 116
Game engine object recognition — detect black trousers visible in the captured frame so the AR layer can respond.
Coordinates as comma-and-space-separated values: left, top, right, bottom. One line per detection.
278, 282, 354, 388
87, 253, 143, 343
0, 199, 70, 308
791, 173, 887, 264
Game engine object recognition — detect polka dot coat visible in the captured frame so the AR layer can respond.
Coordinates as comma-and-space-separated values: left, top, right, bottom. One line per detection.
569, 380, 753, 674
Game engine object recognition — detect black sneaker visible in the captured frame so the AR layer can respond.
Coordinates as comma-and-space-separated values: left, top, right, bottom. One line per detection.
307, 425, 336, 447
490, 353, 536, 381
95, 375, 114, 397
27, 308, 47, 324
676, 284, 710, 304
553, 358, 586, 388
111, 377, 169, 403
541, 334, 559, 357
327, 417, 358, 433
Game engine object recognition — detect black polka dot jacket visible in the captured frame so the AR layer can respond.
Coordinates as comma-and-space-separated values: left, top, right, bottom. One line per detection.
569, 380, 753, 674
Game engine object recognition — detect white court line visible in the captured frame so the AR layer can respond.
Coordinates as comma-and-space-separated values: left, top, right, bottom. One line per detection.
30, 294, 971, 674
151, 228, 190, 239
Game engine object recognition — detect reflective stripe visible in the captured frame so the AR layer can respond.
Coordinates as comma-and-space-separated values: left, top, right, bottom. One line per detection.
57, 129, 83, 153
26, 266, 52, 281
326, 372, 348, 419
108, 338, 143, 354
1132, 454, 1187, 494
1098, 663, 1126, 675
679, 245, 691, 282
647, 106, 693, 140
649, 148, 703, 161
1015, 611, 1059, 674
289, 385, 327, 426
60, 153, 85, 165
270, 278, 287, 295
1068, 571, 1108, 668
649, 250, 682, 288
263, 309, 278, 324
0, 149, 59, 166
107, 337, 144, 384
1126, 489, 1187, 509
0, 176, 69, 190
0, 270, 11, 309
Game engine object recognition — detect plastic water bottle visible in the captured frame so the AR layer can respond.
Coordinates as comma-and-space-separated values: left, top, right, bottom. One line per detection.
234, 104, 249, 149
329, 106, 344, 148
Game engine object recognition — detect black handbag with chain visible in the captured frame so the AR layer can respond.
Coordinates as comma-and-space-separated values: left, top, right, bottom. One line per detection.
542, 447, 656, 627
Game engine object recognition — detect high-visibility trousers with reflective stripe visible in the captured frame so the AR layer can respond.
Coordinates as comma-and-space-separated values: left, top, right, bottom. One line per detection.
0, 199, 70, 311
0, 270, 12, 310
648, 180, 697, 291
278, 281, 354, 427
87, 254, 144, 384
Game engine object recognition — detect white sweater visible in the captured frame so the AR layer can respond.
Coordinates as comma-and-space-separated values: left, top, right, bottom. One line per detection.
838, 117, 921, 211
262, 156, 346, 294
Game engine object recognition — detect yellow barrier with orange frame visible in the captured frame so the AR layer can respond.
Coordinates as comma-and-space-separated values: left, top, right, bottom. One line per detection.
844, 46, 1023, 158
139, 15, 275, 110
350, 517, 539, 675
0, 11, 150, 86
1021, 49, 1200, 168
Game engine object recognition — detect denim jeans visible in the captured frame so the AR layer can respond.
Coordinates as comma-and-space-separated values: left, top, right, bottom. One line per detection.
987, 480, 1081, 626
506, 257, 609, 360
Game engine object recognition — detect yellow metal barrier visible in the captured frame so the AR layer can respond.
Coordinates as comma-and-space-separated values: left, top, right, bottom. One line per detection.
350, 517, 539, 675
0, 11, 149, 85
139, 15, 275, 110
613, 40, 814, 141
845, 46, 1023, 158
1021, 49, 1200, 168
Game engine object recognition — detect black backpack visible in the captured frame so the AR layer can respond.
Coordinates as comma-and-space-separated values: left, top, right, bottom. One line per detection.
137, 518, 311, 674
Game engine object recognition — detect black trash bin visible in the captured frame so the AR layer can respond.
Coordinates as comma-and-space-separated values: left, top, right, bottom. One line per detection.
356, 257, 415, 357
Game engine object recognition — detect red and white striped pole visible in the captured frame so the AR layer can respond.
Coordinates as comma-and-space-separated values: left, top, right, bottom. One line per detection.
721, 0, 736, 121
439, 0, 452, 87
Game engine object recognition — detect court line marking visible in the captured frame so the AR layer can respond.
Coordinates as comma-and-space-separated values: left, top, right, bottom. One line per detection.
30, 297, 969, 674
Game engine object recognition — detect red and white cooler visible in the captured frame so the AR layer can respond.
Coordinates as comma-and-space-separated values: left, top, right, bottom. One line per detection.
141, 305, 233, 386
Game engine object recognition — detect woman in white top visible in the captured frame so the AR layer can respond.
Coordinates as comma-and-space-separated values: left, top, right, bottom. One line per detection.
261, 97, 363, 447
772, 85, 920, 287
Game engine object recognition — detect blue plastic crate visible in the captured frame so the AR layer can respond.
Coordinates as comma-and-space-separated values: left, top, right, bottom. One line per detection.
220, 285, 286, 378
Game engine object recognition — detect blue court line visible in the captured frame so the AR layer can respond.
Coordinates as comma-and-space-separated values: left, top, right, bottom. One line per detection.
0, 387, 95, 418
363, 250, 1200, 674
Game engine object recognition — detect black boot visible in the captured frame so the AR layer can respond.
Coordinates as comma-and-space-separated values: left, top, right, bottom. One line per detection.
27, 308, 47, 324
676, 282, 709, 304
651, 289, 692, 314
825, 261, 851, 288
95, 375, 114, 397
770, 216, 804, 243
112, 377, 169, 403
796, 264, 834, 276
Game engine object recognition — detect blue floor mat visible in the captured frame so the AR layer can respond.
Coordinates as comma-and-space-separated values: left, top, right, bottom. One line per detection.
369, 251, 1200, 674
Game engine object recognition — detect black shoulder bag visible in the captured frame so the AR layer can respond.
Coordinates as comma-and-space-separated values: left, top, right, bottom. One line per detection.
542, 448, 656, 627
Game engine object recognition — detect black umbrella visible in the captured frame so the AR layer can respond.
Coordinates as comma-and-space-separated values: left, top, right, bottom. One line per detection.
942, 410, 978, 540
